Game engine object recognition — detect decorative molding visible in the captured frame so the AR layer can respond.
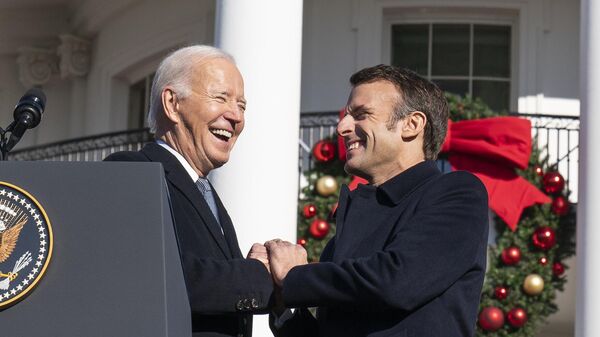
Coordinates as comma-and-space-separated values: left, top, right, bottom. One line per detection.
16, 47, 58, 88
71, 0, 139, 36
57, 34, 91, 79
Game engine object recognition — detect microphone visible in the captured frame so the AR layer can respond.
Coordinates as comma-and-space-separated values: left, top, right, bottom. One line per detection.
5, 88, 46, 152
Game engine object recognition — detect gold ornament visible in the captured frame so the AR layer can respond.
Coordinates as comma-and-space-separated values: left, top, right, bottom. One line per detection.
316, 175, 338, 196
523, 274, 545, 295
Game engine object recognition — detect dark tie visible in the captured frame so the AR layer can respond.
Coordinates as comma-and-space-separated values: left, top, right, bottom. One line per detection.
195, 177, 223, 234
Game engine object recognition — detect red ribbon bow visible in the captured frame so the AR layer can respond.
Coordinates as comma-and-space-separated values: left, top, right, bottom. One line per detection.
336, 110, 547, 230
440, 117, 550, 230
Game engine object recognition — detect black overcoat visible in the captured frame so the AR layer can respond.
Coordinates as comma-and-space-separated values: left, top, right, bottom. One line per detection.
274, 160, 489, 337
106, 143, 273, 337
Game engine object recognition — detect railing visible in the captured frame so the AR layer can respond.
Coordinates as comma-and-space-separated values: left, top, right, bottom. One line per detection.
513, 113, 580, 201
8, 129, 153, 162
8, 111, 580, 200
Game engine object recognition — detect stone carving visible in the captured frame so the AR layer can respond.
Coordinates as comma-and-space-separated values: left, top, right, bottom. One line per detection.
17, 47, 58, 87
57, 34, 91, 79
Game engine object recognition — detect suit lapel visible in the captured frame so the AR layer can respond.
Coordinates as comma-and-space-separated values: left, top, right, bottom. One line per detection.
142, 143, 233, 258
211, 186, 244, 259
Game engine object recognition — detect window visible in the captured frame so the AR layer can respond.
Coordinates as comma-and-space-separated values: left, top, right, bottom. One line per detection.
391, 23, 511, 112
128, 73, 155, 129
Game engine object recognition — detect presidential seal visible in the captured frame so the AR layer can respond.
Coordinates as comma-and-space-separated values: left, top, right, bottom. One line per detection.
0, 181, 53, 309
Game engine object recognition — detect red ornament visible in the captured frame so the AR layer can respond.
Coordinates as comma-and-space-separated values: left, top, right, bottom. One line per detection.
494, 286, 509, 300
297, 238, 307, 246
532, 227, 557, 250
542, 171, 565, 194
507, 308, 527, 328
309, 219, 330, 239
534, 165, 544, 176
501, 246, 521, 265
539, 256, 548, 266
478, 306, 504, 331
553, 262, 565, 276
312, 140, 336, 163
551, 195, 569, 216
303, 204, 317, 218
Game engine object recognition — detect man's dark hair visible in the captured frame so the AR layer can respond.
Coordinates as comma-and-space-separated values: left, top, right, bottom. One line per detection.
349, 64, 449, 160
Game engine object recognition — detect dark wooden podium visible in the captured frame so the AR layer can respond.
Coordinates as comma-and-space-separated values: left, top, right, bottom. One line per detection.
0, 161, 191, 337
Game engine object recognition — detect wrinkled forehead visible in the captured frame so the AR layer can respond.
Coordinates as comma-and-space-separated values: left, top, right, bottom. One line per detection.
189, 56, 233, 75
348, 80, 401, 107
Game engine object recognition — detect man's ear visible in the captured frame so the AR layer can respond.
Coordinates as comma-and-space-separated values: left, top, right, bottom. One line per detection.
401, 111, 427, 138
161, 88, 180, 124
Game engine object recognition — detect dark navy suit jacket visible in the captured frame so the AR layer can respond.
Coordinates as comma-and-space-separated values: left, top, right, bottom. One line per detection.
273, 160, 488, 337
105, 143, 273, 337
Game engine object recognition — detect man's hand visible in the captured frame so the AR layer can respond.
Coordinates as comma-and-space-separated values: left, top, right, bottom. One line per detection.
247, 243, 270, 273
265, 239, 308, 287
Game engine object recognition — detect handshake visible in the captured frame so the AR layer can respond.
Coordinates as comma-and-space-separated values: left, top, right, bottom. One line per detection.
247, 239, 308, 287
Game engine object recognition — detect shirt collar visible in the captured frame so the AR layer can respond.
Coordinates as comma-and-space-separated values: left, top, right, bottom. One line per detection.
377, 160, 441, 205
156, 140, 200, 182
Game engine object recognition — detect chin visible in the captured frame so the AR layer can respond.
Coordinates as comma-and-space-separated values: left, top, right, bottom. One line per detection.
344, 162, 360, 176
212, 156, 230, 168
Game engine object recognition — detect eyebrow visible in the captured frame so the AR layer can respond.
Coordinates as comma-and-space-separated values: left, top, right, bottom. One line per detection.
348, 104, 369, 115
213, 90, 246, 104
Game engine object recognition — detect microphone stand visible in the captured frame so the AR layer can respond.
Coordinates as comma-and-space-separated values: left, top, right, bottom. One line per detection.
1, 89, 47, 161
0, 121, 16, 161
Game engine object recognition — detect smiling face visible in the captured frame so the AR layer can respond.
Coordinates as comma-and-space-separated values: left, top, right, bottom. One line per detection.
168, 58, 246, 176
338, 80, 409, 185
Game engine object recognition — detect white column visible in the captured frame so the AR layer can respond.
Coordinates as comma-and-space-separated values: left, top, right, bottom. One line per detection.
212, 2, 303, 336
577, 1, 600, 336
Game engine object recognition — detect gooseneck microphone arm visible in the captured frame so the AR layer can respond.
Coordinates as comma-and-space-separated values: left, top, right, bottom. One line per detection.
0, 88, 47, 161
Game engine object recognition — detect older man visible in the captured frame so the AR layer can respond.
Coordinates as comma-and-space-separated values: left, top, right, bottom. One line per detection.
105, 45, 273, 337
266, 65, 489, 337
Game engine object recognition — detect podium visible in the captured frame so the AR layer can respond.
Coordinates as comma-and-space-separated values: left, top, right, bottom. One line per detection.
0, 161, 191, 337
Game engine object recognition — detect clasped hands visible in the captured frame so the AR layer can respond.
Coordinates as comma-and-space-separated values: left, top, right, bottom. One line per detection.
247, 239, 308, 287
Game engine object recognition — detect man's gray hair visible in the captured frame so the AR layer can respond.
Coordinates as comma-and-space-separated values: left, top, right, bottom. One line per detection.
147, 45, 235, 133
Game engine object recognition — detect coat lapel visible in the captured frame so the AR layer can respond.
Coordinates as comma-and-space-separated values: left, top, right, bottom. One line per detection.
333, 185, 350, 238
142, 143, 232, 258
331, 185, 350, 262
211, 186, 244, 259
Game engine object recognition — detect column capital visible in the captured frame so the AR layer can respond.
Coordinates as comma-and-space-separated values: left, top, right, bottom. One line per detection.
17, 47, 58, 88
57, 34, 91, 79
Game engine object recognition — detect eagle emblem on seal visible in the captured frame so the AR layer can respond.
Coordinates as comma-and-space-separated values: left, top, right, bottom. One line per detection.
0, 182, 53, 309
0, 208, 30, 290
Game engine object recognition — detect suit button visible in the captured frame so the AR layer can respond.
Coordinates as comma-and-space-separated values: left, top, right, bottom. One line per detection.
251, 298, 259, 309
243, 298, 252, 310
236, 300, 245, 311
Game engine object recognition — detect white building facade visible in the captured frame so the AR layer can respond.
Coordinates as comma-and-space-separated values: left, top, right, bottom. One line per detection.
0, 1, 587, 336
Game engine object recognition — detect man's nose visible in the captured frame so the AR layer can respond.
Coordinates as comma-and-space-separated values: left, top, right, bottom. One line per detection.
224, 104, 244, 124
337, 113, 354, 137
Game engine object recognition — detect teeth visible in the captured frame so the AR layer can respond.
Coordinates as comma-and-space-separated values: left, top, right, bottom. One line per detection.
211, 129, 232, 139
347, 142, 360, 150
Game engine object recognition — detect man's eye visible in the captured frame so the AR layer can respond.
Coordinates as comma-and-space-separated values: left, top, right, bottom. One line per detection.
238, 104, 246, 112
354, 112, 366, 120
216, 96, 226, 102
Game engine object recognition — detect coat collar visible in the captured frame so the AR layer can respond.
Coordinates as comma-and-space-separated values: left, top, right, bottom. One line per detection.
331, 160, 441, 261
376, 160, 441, 205
141, 143, 233, 258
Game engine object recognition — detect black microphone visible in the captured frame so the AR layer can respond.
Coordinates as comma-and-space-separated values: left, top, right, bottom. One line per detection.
5, 88, 46, 152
